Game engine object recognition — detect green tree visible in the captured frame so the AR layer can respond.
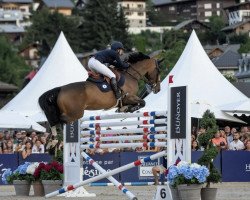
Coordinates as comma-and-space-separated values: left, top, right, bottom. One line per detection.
113, 6, 131, 49
238, 38, 250, 53
0, 36, 29, 87
198, 110, 221, 188
130, 30, 162, 53
206, 16, 226, 45
77, 0, 130, 51
162, 30, 189, 49
23, 8, 80, 56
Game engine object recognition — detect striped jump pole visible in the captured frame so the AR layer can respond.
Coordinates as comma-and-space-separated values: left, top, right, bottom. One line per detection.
81, 111, 167, 121
45, 150, 167, 198
80, 134, 167, 143
81, 119, 167, 129
81, 126, 167, 136
80, 142, 167, 150
82, 152, 137, 200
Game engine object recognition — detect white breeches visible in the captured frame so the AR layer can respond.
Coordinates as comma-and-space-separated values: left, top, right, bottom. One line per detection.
88, 57, 116, 79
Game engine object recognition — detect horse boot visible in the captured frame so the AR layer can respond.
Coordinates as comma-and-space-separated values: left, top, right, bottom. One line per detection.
111, 77, 121, 99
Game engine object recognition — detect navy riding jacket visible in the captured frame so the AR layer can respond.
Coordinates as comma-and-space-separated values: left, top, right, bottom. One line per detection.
94, 49, 129, 69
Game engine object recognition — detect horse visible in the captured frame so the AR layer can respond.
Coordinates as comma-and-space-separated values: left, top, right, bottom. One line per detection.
39, 52, 162, 136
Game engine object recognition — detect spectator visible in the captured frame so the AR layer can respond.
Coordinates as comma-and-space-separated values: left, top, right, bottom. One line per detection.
3, 140, 14, 154
212, 131, 227, 150
152, 157, 167, 185
40, 136, 48, 151
32, 139, 45, 153
43, 132, 50, 140
245, 140, 250, 151
224, 126, 233, 145
229, 132, 245, 150
219, 130, 227, 140
13, 132, 23, 152
4, 131, 12, 141
191, 140, 200, 151
22, 141, 33, 159
0, 132, 4, 154
30, 131, 37, 140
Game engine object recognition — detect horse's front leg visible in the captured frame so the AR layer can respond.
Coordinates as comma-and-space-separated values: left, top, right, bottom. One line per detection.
120, 95, 145, 112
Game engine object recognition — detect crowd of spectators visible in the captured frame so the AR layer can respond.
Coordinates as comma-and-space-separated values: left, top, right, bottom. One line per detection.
191, 126, 250, 151
0, 130, 60, 159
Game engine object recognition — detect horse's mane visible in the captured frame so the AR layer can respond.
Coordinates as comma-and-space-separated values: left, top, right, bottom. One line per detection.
127, 52, 150, 64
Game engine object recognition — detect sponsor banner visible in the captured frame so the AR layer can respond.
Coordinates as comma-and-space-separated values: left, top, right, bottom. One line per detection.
66, 121, 79, 143
222, 150, 250, 182
170, 86, 186, 139
120, 152, 162, 182
83, 152, 120, 183
18, 153, 52, 165
0, 154, 18, 185
191, 151, 221, 173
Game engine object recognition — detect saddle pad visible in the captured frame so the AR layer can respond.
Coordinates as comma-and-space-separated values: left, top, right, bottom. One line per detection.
87, 74, 125, 92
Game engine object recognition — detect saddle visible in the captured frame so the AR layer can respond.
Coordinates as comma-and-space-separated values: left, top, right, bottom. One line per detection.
87, 69, 125, 93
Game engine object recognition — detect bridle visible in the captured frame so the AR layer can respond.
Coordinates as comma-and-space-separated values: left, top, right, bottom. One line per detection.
126, 59, 161, 90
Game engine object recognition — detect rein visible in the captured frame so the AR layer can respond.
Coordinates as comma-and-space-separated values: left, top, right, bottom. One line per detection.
126, 64, 155, 85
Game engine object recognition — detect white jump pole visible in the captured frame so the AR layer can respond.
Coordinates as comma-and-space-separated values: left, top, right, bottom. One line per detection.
45, 150, 167, 198
81, 111, 167, 121
81, 152, 137, 200
81, 142, 167, 150
81, 119, 167, 128
80, 134, 167, 142
81, 126, 167, 136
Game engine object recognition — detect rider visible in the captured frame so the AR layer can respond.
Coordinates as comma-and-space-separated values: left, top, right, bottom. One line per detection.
88, 41, 129, 99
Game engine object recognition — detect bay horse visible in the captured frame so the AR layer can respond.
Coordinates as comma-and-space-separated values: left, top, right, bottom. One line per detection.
39, 52, 162, 136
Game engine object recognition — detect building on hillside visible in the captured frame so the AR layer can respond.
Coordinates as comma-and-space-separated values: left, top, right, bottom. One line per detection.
152, 0, 197, 24
233, 82, 250, 97
235, 54, 250, 82
173, 19, 210, 32
19, 43, 40, 68
212, 50, 241, 75
0, 0, 32, 19
118, 0, 146, 27
152, 0, 235, 25
224, 0, 250, 25
38, 0, 74, 16
204, 44, 240, 59
196, 0, 235, 22
221, 19, 250, 36
0, 24, 24, 43
0, 9, 23, 25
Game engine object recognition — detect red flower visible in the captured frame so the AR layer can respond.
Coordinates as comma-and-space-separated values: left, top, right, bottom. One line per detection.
50, 161, 59, 168
44, 164, 53, 172
56, 165, 63, 173
38, 162, 46, 169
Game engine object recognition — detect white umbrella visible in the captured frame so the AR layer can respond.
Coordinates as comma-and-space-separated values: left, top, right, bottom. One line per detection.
220, 99, 250, 115
191, 101, 246, 123
0, 111, 46, 132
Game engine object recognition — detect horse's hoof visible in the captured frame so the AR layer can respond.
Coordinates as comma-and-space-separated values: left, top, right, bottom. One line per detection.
118, 106, 129, 112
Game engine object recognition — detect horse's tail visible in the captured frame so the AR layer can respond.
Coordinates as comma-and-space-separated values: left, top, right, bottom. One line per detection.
38, 87, 62, 127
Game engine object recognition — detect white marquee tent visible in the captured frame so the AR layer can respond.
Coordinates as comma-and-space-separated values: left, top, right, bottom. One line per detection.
141, 31, 248, 123
0, 111, 46, 132
1, 32, 89, 122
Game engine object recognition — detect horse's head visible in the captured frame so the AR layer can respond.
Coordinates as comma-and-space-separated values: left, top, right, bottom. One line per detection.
127, 52, 162, 94
145, 58, 162, 94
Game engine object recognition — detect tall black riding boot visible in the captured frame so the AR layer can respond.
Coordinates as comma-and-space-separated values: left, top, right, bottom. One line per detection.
111, 77, 121, 99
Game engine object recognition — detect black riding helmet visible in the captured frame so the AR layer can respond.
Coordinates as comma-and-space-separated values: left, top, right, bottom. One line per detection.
111, 41, 125, 51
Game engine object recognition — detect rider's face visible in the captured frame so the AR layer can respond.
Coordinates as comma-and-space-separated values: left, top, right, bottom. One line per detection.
118, 49, 124, 55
